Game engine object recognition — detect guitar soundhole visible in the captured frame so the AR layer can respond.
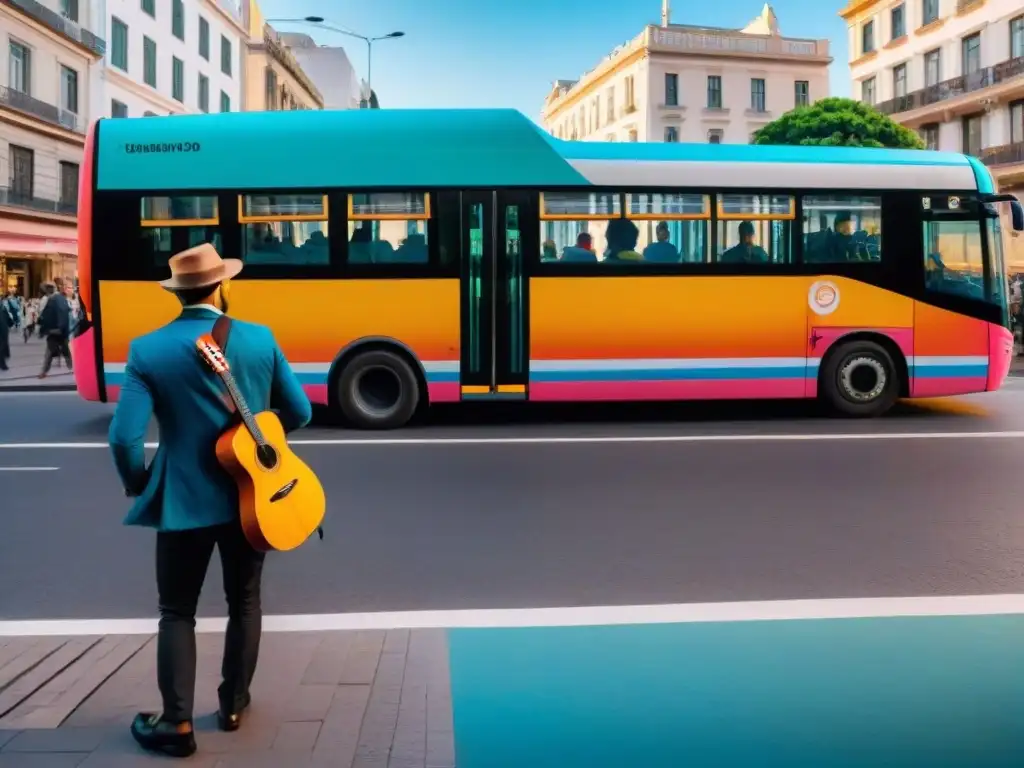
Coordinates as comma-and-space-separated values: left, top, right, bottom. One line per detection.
256, 444, 279, 470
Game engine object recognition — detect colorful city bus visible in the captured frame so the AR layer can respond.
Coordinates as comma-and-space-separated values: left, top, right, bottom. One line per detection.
72, 109, 1024, 428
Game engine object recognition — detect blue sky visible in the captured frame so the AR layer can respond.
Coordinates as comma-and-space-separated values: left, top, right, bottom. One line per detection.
260, 0, 850, 117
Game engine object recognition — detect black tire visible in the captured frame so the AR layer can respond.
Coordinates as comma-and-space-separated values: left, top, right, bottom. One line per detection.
336, 349, 420, 430
820, 340, 901, 418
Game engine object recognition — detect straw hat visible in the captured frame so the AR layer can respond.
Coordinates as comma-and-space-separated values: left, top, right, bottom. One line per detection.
160, 243, 243, 291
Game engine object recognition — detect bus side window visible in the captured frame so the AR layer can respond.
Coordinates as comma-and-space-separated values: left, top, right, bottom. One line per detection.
238, 194, 329, 266
801, 195, 882, 264
348, 192, 430, 264
715, 194, 794, 264
140, 195, 221, 266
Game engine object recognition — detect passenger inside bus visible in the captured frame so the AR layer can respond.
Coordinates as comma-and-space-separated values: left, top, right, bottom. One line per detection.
719, 221, 768, 263
642, 222, 681, 262
561, 232, 597, 262
604, 218, 643, 262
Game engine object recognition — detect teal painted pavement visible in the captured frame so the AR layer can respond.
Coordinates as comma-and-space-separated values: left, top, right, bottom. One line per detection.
448, 616, 1024, 767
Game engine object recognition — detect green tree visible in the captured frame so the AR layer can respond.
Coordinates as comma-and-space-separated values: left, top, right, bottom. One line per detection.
751, 97, 925, 149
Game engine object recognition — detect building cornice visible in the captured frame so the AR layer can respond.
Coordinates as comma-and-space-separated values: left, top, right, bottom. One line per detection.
0, 106, 84, 146
105, 68, 188, 114
839, 0, 882, 21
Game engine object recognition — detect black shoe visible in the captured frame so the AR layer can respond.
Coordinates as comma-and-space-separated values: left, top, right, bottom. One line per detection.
130, 712, 196, 758
217, 694, 251, 732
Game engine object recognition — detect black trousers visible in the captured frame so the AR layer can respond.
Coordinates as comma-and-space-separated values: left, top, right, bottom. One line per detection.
156, 521, 266, 723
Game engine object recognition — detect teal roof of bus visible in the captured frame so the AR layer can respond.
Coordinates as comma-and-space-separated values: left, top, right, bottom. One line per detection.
94, 108, 975, 192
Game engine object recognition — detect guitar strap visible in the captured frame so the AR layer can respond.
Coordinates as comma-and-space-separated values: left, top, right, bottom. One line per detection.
209, 314, 324, 542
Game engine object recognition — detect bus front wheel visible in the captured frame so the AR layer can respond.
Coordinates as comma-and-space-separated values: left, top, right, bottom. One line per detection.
820, 340, 900, 418
336, 349, 420, 430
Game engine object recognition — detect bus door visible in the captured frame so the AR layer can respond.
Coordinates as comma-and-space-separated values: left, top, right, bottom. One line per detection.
460, 190, 531, 400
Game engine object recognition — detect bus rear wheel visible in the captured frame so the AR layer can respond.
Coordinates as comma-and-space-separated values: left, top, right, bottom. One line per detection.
336, 349, 420, 430
820, 340, 900, 418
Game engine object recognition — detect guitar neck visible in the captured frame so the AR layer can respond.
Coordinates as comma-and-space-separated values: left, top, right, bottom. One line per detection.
219, 370, 265, 445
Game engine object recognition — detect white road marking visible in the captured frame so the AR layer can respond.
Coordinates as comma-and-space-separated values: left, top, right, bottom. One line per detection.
1, 594, 1023, 636
0, 467, 59, 471
1, 431, 1024, 450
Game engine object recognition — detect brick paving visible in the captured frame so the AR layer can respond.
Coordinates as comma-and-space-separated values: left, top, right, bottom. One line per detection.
0, 333, 74, 390
0, 630, 456, 767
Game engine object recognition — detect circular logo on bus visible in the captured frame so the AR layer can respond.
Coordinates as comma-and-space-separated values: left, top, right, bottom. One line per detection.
809, 281, 840, 315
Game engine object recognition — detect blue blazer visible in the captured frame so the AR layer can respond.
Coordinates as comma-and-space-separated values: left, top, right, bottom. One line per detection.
109, 307, 312, 532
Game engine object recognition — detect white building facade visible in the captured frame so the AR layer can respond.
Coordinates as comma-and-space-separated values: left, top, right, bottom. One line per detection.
96, 0, 248, 118
541, 3, 831, 145
842, 0, 1023, 189
277, 32, 359, 110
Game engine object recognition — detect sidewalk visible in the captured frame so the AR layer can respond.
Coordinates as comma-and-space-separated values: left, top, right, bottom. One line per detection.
0, 629, 456, 767
0, 333, 74, 391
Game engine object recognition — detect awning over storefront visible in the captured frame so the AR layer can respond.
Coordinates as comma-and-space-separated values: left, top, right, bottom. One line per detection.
0, 233, 78, 256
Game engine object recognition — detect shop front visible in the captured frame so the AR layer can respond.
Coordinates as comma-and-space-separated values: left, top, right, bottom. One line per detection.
0, 216, 77, 298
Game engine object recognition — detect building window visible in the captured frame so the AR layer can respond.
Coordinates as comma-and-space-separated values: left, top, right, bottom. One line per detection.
265, 67, 278, 110
172, 57, 184, 102
220, 91, 231, 113
1013, 16, 1024, 59
920, 123, 940, 150
794, 80, 809, 107
111, 100, 128, 118
861, 76, 876, 105
922, 0, 939, 26
60, 0, 77, 22
111, 18, 128, 71
750, 78, 766, 112
664, 73, 678, 106
924, 48, 941, 87
198, 74, 209, 112
664, 126, 679, 143
962, 33, 981, 75
893, 63, 907, 98
59, 161, 78, 208
891, 4, 905, 39
60, 65, 78, 113
8, 42, 30, 94
862, 20, 875, 54
606, 87, 615, 122
708, 129, 723, 144
1011, 101, 1023, 144
172, 0, 184, 41
962, 113, 982, 156
9, 145, 34, 200
221, 35, 232, 76
143, 37, 157, 88
141, 0, 154, 17
199, 17, 209, 60
627, 129, 638, 142
803, 195, 882, 263
707, 75, 722, 108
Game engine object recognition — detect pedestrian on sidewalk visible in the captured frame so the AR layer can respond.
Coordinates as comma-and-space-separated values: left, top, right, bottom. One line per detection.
37, 282, 72, 378
108, 243, 312, 759
0, 295, 11, 371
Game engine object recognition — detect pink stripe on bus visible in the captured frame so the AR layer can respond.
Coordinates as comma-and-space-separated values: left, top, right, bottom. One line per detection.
70, 329, 99, 402
428, 382, 460, 403
529, 379, 805, 402
987, 324, 1013, 392
911, 376, 988, 398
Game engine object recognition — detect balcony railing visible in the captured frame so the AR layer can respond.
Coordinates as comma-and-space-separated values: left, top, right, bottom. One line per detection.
0, 85, 83, 132
0, 187, 77, 216
981, 142, 1024, 167
4, 0, 106, 56
875, 55, 1024, 116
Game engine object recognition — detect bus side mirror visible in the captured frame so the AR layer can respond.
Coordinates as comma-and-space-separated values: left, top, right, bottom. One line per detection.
1011, 200, 1024, 232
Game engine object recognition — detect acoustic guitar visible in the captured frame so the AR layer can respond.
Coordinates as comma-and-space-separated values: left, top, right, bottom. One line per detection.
196, 335, 325, 552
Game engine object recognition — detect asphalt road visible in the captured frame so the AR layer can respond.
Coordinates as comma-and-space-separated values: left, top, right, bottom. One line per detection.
2, 386, 1024, 621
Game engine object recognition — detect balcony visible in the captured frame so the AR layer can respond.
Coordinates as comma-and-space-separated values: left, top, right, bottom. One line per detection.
981, 142, 1024, 168
875, 56, 1024, 117
0, 187, 77, 216
647, 26, 831, 62
3, 0, 106, 56
0, 85, 83, 132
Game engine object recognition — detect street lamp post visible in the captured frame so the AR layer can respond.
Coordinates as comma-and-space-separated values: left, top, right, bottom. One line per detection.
268, 15, 404, 108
